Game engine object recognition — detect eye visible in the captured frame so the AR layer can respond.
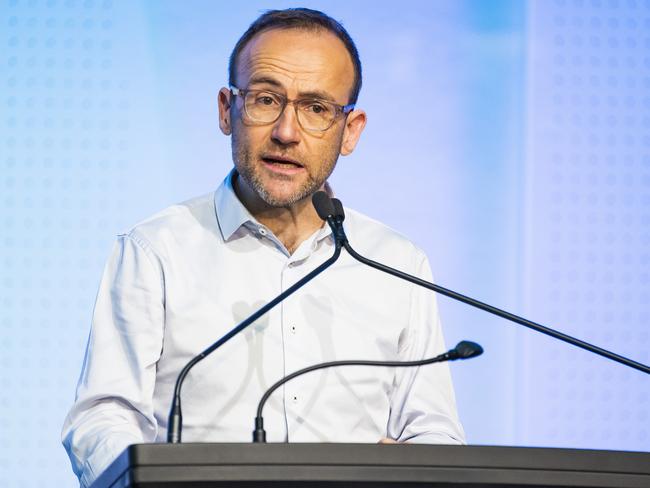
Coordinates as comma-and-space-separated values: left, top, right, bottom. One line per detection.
304, 101, 330, 115
254, 93, 280, 106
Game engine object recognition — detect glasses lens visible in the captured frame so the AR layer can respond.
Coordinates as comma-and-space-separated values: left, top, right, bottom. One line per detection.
296, 100, 336, 131
242, 90, 338, 131
244, 91, 283, 123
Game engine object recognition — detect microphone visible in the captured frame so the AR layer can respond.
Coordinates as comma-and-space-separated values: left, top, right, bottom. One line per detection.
445, 340, 483, 360
312, 191, 336, 220
332, 197, 345, 222
252, 341, 484, 442
314, 192, 347, 246
166, 191, 344, 443
328, 195, 649, 375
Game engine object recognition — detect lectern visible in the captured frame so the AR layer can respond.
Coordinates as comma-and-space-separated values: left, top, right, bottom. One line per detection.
91, 443, 650, 488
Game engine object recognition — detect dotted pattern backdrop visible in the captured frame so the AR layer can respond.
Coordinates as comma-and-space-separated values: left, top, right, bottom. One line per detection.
1, 0, 649, 486
1, 1, 169, 486
0, 4, 530, 486
522, 0, 650, 450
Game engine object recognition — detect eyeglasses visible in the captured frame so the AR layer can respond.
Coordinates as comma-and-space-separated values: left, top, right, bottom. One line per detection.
230, 86, 355, 132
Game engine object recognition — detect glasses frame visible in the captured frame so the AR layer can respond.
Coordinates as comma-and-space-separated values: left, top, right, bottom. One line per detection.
229, 85, 356, 132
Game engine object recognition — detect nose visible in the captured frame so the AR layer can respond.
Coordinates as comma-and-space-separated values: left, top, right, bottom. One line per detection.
271, 104, 301, 145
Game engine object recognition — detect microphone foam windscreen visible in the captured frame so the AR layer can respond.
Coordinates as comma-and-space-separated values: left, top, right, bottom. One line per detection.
332, 198, 345, 221
455, 341, 484, 359
312, 191, 335, 220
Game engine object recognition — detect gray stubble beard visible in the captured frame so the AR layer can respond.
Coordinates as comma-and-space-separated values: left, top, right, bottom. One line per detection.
230, 128, 342, 208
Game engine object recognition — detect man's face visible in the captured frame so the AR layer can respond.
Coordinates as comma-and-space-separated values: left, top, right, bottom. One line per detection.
219, 28, 366, 208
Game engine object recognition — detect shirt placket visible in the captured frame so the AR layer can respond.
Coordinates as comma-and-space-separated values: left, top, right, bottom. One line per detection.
278, 234, 325, 441
248, 223, 298, 442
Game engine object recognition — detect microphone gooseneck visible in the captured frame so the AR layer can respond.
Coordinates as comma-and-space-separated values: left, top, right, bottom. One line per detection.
166, 191, 344, 443
327, 196, 648, 375
253, 340, 483, 443
341, 239, 650, 375
252, 192, 647, 443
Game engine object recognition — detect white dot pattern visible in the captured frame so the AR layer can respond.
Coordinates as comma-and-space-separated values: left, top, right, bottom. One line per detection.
522, 0, 650, 450
1, 1, 141, 485
2, 1, 650, 485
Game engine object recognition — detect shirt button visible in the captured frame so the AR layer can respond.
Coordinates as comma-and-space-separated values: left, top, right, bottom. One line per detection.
290, 325, 297, 334
292, 395, 299, 404
258, 227, 267, 236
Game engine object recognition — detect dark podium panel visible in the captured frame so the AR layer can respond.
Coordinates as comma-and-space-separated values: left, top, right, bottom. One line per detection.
91, 443, 650, 488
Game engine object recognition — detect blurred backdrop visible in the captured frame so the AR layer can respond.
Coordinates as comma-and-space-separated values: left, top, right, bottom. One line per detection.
1, 0, 649, 485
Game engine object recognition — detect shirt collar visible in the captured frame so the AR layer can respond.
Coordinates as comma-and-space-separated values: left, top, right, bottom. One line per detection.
214, 169, 333, 244
214, 169, 256, 241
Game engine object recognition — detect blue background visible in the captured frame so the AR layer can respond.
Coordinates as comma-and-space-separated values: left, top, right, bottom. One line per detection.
1, 0, 649, 485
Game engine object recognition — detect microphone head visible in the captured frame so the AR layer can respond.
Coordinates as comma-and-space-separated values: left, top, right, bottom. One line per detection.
453, 341, 484, 359
331, 198, 345, 221
312, 191, 336, 221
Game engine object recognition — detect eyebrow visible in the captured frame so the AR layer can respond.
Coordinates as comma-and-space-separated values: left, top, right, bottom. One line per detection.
247, 76, 337, 103
248, 76, 283, 89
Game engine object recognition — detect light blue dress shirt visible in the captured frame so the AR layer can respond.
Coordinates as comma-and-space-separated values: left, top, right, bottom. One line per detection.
62, 171, 465, 487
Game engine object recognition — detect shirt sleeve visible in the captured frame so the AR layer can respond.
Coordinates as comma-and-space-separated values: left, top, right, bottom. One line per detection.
386, 250, 466, 444
61, 232, 165, 487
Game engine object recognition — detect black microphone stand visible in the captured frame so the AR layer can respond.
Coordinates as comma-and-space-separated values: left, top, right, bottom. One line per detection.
252, 341, 483, 442
329, 198, 650, 376
167, 213, 344, 443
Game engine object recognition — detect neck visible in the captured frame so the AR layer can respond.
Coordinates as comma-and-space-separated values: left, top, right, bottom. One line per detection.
233, 174, 325, 254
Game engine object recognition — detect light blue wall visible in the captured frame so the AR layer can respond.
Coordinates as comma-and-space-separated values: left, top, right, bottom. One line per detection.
1, 0, 648, 485
520, 0, 650, 450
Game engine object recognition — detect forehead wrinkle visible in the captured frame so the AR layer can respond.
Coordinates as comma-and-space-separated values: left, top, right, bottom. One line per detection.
243, 54, 326, 82
241, 60, 342, 102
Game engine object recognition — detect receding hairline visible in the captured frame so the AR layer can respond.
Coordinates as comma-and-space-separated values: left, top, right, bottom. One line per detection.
228, 8, 362, 103
232, 25, 355, 82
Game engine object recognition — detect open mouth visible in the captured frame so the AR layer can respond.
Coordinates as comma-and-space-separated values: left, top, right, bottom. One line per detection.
261, 156, 304, 172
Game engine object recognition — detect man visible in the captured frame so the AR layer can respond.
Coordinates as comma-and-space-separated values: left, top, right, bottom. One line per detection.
62, 8, 465, 487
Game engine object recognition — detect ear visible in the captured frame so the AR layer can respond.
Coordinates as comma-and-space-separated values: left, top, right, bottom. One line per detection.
340, 109, 367, 156
218, 87, 233, 135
